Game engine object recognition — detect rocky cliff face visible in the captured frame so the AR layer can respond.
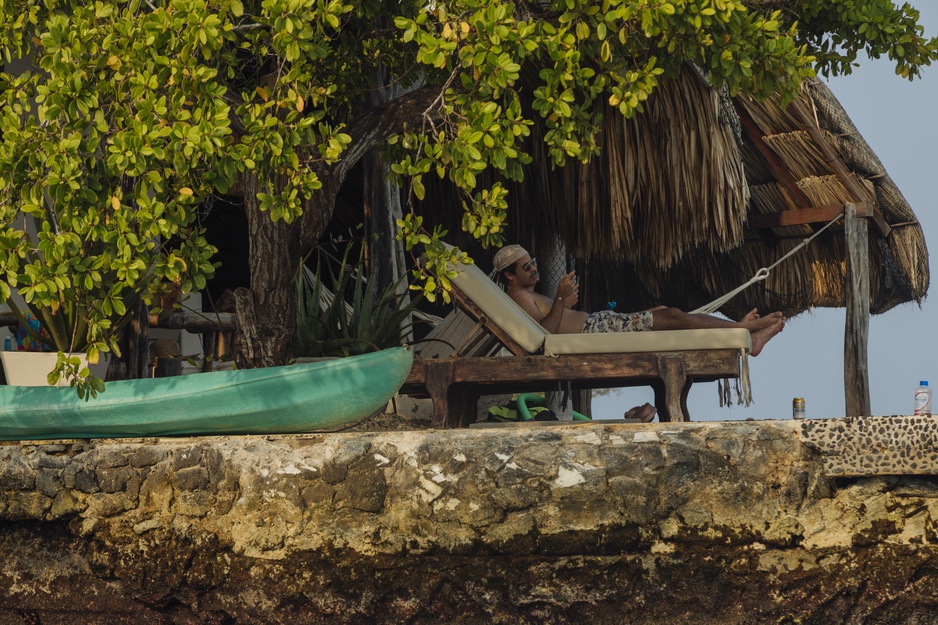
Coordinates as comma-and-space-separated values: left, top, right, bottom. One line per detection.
3, 420, 938, 624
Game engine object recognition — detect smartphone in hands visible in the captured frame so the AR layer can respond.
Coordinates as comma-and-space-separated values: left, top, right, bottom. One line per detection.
566, 259, 579, 284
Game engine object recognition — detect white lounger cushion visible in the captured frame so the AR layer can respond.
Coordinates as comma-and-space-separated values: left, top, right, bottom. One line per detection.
448, 247, 751, 357
544, 328, 751, 356
451, 255, 548, 354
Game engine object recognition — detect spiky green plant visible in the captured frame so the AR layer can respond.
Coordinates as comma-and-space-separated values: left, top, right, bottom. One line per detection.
295, 244, 421, 358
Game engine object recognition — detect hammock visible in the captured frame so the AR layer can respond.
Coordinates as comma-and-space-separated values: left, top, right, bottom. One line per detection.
690, 212, 844, 315
690, 212, 844, 407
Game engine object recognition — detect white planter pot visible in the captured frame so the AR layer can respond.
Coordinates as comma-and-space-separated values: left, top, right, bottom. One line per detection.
0, 351, 109, 387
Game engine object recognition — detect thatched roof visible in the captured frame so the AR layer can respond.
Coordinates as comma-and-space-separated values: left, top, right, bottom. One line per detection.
418, 64, 929, 318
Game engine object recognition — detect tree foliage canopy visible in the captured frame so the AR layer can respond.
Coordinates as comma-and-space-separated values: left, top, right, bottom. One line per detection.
1, 0, 936, 385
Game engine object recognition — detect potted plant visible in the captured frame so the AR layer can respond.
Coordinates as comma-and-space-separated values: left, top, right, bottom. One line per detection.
0, 202, 220, 397
2, 295, 119, 391
3, 306, 74, 386
0, 204, 218, 396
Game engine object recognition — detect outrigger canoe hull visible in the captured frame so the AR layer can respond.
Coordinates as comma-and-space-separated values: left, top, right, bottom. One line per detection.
0, 347, 413, 440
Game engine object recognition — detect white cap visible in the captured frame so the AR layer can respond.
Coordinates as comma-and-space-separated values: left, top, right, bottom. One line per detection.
492, 244, 529, 272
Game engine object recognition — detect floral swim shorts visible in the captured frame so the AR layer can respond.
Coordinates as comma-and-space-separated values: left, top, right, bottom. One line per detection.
582, 310, 654, 333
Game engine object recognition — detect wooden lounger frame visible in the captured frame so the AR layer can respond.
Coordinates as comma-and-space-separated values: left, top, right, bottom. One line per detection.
402, 284, 744, 428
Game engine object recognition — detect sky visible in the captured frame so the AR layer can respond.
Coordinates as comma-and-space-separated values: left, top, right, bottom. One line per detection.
594, 2, 938, 421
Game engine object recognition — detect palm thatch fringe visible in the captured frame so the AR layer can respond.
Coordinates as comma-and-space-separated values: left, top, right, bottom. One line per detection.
683, 234, 858, 317
739, 141, 773, 183
805, 80, 926, 306
414, 64, 748, 269
882, 226, 929, 307
604, 106, 634, 250
616, 65, 748, 268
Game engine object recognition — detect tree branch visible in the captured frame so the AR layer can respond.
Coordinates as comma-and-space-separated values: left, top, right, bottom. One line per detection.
296, 84, 445, 252
336, 84, 443, 182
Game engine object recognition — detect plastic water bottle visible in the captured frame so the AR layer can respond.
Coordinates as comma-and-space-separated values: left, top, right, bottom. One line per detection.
2, 336, 10, 351
914, 381, 932, 416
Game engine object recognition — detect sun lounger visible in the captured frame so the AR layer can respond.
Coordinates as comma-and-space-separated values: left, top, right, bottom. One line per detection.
402, 253, 752, 428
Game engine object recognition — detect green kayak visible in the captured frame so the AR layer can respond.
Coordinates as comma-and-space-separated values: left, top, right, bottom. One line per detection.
0, 347, 413, 440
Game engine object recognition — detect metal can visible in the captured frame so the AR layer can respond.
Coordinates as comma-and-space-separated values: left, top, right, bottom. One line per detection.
792, 397, 805, 420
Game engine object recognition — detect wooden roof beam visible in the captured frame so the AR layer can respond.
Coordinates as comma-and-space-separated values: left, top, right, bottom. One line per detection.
747, 203, 858, 230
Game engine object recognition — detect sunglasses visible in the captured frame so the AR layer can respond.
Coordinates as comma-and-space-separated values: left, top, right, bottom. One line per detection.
521, 257, 537, 271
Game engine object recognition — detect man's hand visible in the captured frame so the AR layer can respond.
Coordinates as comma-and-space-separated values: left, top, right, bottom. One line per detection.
557, 271, 579, 308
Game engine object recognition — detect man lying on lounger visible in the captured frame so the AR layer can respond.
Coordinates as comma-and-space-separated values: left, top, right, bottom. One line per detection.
492, 244, 786, 358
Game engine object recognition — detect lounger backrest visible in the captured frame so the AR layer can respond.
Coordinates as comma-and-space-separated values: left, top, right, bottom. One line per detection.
448, 256, 548, 355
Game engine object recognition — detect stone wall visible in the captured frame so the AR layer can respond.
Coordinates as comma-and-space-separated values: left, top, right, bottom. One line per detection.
3, 419, 938, 623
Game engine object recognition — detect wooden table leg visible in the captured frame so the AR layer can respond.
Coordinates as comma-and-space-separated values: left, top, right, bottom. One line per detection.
452, 386, 481, 428
656, 355, 688, 422
425, 361, 455, 429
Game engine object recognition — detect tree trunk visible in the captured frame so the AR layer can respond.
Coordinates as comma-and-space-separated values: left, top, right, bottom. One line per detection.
233, 172, 301, 368
364, 67, 413, 339
541, 237, 569, 417
107, 300, 149, 381
365, 152, 408, 299
233, 85, 442, 367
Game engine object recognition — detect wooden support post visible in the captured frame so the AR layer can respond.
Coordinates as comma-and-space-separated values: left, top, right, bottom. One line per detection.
844, 203, 871, 416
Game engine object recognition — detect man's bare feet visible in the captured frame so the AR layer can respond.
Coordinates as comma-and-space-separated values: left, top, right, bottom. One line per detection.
750, 318, 785, 356
740, 311, 784, 332
624, 402, 657, 423
741, 308, 760, 322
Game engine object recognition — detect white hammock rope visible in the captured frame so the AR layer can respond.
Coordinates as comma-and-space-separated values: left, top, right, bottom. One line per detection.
690, 212, 845, 315
693, 211, 844, 409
